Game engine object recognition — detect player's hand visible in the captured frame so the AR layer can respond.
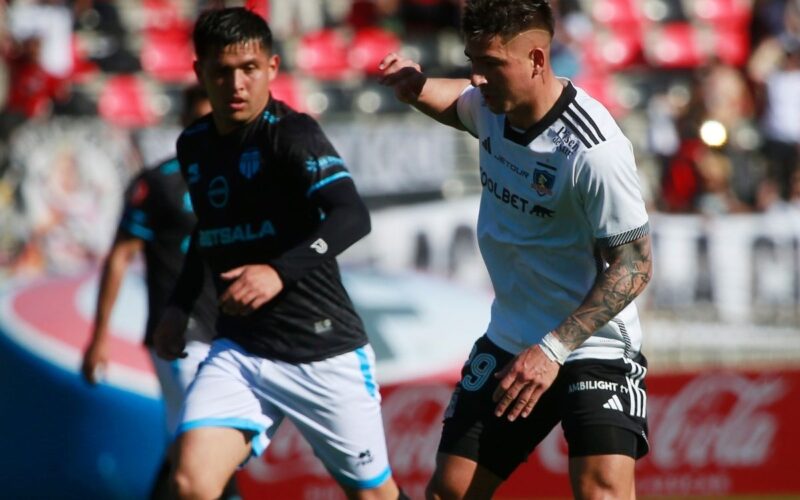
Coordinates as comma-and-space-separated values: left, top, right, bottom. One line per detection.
492, 345, 560, 421
153, 307, 189, 360
219, 264, 283, 316
81, 336, 108, 384
378, 52, 426, 104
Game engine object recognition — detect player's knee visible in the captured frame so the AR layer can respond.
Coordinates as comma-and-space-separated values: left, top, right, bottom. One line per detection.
573, 470, 628, 500
425, 472, 461, 500
344, 478, 401, 500
172, 468, 224, 500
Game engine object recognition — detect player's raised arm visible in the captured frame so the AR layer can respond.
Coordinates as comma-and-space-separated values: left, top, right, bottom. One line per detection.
378, 52, 469, 130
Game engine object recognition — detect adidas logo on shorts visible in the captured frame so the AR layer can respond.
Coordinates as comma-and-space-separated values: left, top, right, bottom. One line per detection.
603, 394, 624, 412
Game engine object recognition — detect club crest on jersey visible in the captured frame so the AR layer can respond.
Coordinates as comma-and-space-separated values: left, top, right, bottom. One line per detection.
239, 148, 261, 179
532, 169, 555, 196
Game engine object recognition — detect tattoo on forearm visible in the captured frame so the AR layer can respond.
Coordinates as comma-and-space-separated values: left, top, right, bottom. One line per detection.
555, 236, 652, 350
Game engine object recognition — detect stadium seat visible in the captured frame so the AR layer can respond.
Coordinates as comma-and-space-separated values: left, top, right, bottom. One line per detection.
69, 34, 99, 84
295, 29, 354, 81
574, 72, 624, 117
270, 73, 305, 112
586, 0, 641, 27
349, 27, 401, 76
643, 22, 705, 68
141, 0, 184, 31
709, 24, 750, 67
140, 24, 195, 83
98, 75, 159, 127
583, 27, 644, 70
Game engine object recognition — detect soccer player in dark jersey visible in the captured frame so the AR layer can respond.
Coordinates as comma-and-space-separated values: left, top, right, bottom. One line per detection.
379, 0, 653, 498
153, 7, 403, 500
81, 86, 240, 499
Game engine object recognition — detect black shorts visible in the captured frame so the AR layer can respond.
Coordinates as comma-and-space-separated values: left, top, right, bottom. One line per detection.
438, 335, 650, 479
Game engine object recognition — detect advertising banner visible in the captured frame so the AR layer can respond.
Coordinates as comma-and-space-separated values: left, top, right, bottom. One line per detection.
239, 368, 800, 499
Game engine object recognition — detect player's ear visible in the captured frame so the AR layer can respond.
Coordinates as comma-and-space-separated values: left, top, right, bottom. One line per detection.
530, 48, 545, 77
268, 53, 281, 82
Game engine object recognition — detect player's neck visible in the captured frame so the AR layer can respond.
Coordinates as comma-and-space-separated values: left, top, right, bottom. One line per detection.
507, 75, 565, 131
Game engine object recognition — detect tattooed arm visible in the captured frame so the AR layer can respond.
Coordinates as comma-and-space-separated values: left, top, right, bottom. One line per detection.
553, 235, 653, 350
492, 234, 653, 421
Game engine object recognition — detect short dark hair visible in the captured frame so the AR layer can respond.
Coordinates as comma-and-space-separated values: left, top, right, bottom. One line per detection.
462, 0, 555, 43
193, 7, 273, 61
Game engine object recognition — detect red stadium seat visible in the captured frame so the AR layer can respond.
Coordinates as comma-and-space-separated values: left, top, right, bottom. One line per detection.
583, 27, 644, 71
141, 24, 195, 83
69, 34, 99, 84
574, 72, 624, 117
295, 29, 353, 81
588, 0, 642, 27
349, 27, 402, 75
98, 75, 159, 127
709, 24, 751, 67
270, 73, 305, 112
644, 22, 705, 68
141, 0, 184, 31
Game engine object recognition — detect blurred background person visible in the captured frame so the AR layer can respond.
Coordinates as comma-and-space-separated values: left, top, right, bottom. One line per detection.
757, 38, 800, 200
80, 86, 240, 500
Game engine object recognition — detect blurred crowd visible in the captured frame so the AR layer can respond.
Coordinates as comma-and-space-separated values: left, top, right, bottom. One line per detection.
1, 0, 800, 277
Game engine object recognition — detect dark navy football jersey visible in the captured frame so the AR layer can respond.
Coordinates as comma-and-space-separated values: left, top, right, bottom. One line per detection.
173, 98, 370, 363
117, 158, 218, 345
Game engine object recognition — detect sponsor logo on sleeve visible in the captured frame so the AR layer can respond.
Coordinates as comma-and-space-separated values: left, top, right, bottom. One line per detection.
310, 238, 328, 254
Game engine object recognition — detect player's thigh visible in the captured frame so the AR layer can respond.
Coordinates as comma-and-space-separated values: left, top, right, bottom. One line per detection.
436, 336, 561, 489
279, 345, 394, 491
149, 340, 211, 434
174, 426, 252, 492
568, 453, 636, 500
178, 339, 284, 464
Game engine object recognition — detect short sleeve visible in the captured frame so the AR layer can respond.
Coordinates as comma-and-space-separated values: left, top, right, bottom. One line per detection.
576, 138, 649, 247
117, 173, 157, 241
456, 85, 481, 138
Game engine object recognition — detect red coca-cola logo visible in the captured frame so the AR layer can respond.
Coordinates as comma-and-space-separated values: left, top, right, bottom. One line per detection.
646, 372, 786, 470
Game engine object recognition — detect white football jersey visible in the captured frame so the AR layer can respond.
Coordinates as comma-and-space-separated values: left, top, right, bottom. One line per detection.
457, 80, 650, 361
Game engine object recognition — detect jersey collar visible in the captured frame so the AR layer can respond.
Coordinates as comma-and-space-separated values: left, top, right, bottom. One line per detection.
503, 81, 577, 146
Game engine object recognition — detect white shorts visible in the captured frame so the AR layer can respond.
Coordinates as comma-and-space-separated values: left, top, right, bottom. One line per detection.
177, 338, 392, 490
149, 339, 211, 435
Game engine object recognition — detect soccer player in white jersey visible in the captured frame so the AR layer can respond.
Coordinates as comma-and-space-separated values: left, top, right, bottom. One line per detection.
379, 0, 653, 498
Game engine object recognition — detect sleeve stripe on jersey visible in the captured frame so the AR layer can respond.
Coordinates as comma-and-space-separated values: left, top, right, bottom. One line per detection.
571, 102, 606, 141
121, 221, 155, 241
565, 107, 600, 145
560, 115, 593, 148
566, 108, 605, 146
599, 222, 649, 248
306, 171, 352, 197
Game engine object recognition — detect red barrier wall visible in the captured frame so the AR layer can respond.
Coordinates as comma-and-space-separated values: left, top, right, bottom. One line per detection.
239, 368, 800, 499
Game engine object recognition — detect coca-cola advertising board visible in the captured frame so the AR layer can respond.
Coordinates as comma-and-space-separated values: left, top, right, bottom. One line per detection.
239, 368, 800, 499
